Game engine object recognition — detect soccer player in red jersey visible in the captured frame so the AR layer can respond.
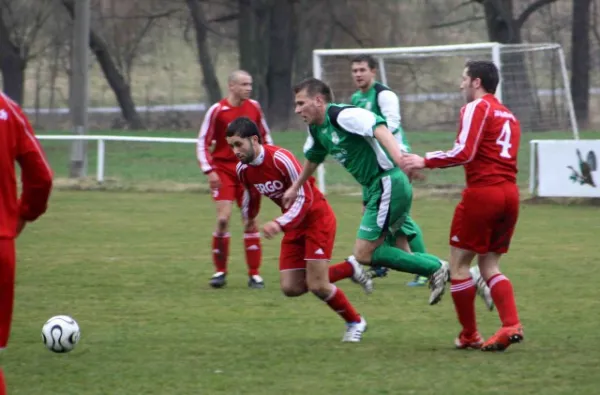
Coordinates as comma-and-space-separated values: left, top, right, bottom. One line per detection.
403, 60, 523, 351
0, 92, 54, 393
196, 70, 273, 289
226, 117, 372, 342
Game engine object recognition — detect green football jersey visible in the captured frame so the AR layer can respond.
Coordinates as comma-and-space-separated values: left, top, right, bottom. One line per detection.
303, 104, 395, 187
350, 81, 410, 152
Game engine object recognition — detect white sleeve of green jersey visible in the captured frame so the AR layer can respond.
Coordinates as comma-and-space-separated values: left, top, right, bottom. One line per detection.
377, 90, 401, 132
336, 107, 385, 137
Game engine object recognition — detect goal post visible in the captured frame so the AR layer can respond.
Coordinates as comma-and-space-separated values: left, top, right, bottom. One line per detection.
312, 42, 579, 194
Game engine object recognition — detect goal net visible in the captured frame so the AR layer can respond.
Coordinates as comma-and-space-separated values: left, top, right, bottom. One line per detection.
312, 42, 578, 193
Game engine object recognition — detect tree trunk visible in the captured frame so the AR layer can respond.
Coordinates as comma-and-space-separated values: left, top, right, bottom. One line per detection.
266, 0, 295, 130
186, 0, 222, 104
481, 0, 542, 130
238, 0, 271, 106
571, 0, 592, 129
0, 10, 26, 105
0, 53, 26, 106
63, 0, 144, 130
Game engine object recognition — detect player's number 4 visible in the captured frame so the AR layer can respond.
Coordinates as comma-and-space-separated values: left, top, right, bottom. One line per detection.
496, 121, 513, 159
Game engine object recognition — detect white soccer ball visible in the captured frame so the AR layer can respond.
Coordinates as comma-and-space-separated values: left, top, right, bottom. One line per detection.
41, 315, 81, 353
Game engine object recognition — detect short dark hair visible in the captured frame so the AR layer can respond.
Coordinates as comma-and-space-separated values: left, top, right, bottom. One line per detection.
293, 77, 334, 102
351, 54, 377, 70
226, 117, 262, 143
465, 60, 499, 94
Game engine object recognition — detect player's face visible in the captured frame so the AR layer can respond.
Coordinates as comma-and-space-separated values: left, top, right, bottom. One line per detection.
231, 75, 253, 100
227, 135, 257, 164
460, 67, 477, 103
351, 62, 375, 90
294, 89, 325, 125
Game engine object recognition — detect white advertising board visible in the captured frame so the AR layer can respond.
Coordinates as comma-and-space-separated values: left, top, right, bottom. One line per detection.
535, 140, 600, 197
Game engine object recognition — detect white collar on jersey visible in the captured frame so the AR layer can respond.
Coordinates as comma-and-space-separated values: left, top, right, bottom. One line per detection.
249, 145, 265, 166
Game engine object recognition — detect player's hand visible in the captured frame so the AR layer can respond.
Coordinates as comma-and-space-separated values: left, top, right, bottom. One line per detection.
262, 221, 282, 239
207, 171, 221, 191
282, 186, 298, 209
408, 170, 426, 182
402, 154, 426, 171
16, 218, 26, 237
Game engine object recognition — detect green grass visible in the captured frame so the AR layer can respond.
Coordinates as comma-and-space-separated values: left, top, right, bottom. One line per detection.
38, 129, 600, 191
2, 190, 599, 394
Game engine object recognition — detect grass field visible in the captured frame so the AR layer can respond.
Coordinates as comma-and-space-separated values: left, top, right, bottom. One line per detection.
38, 129, 600, 192
2, 189, 599, 395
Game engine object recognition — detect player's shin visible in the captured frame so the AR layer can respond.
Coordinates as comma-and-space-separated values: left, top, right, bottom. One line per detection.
370, 244, 441, 276
319, 285, 361, 324
328, 261, 354, 283
212, 232, 230, 274
244, 232, 262, 276
0, 367, 5, 395
488, 273, 520, 327
0, 240, 16, 350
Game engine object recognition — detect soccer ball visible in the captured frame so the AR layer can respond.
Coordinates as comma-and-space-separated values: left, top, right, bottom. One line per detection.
41, 315, 81, 353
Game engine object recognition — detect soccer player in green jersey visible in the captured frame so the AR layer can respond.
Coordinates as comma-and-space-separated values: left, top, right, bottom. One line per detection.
283, 77, 449, 305
350, 54, 428, 287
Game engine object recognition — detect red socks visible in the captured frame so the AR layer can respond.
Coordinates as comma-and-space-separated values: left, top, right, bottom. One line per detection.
451, 278, 478, 335
0, 368, 5, 395
212, 232, 262, 276
212, 233, 230, 274
328, 261, 354, 283
323, 285, 361, 323
244, 232, 262, 276
488, 273, 520, 327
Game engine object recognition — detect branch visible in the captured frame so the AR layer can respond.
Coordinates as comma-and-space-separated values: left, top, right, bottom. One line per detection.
516, 0, 558, 29
208, 12, 239, 23
430, 15, 484, 29
326, 0, 366, 47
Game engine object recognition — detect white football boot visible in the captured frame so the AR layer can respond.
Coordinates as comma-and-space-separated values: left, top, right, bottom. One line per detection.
342, 317, 368, 342
347, 255, 373, 294
429, 260, 450, 305
470, 266, 494, 311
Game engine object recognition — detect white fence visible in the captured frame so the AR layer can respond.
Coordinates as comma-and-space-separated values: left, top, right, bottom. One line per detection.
36, 135, 197, 183
530, 139, 600, 197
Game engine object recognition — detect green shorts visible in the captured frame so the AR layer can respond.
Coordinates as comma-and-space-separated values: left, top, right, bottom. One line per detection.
357, 168, 413, 241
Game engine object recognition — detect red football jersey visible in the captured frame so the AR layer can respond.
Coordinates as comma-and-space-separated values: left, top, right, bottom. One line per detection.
236, 144, 326, 231
196, 98, 273, 174
424, 94, 521, 187
0, 92, 53, 239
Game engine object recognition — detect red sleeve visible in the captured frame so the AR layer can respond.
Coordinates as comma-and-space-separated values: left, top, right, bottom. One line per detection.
4, 94, 54, 221
236, 163, 261, 220
196, 103, 221, 174
424, 99, 490, 169
250, 100, 273, 145
272, 149, 312, 231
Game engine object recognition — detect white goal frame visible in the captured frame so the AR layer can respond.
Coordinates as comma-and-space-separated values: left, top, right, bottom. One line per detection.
312, 42, 579, 194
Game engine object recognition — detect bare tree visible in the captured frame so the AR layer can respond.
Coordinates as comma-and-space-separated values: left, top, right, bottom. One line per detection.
571, 0, 593, 128
62, 0, 145, 129
186, 0, 222, 104
0, 0, 54, 104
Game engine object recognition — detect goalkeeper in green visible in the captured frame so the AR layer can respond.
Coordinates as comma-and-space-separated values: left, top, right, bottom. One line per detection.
282, 77, 449, 305
349, 54, 427, 286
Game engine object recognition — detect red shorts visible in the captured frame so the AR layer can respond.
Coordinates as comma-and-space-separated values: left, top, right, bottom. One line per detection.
279, 201, 336, 271
450, 183, 519, 254
0, 239, 16, 349
211, 166, 244, 207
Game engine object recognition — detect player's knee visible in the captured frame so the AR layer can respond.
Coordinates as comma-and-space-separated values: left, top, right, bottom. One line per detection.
352, 249, 372, 266
216, 217, 230, 232
307, 282, 330, 299
280, 284, 306, 297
